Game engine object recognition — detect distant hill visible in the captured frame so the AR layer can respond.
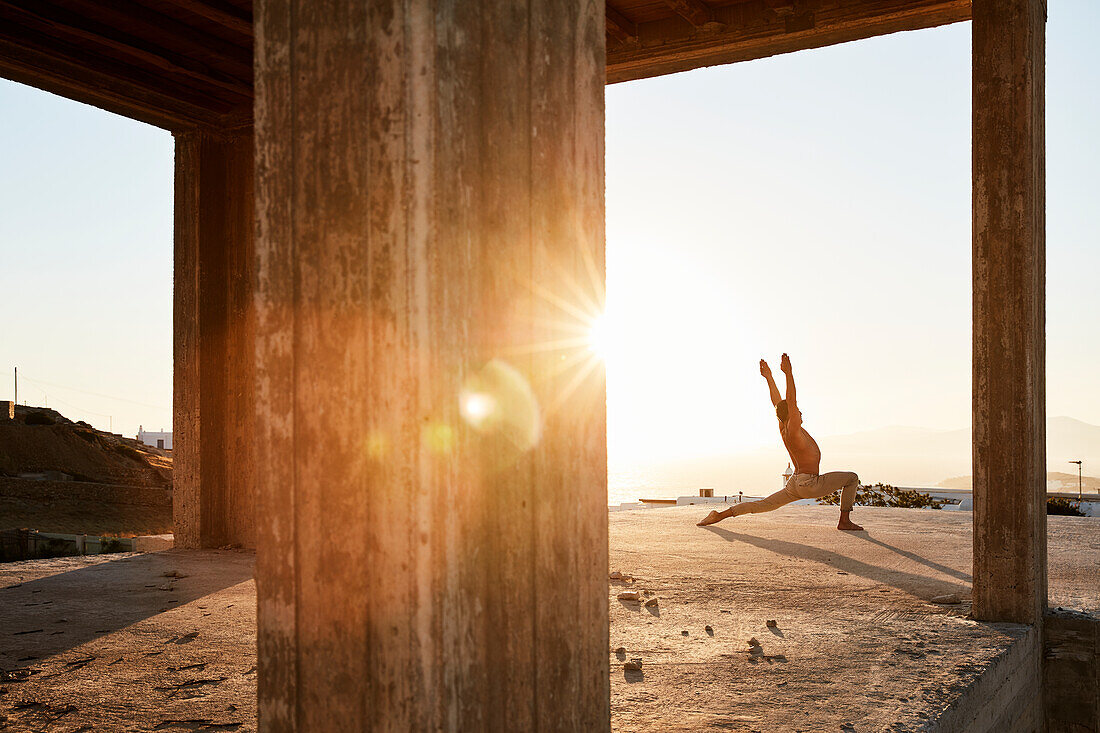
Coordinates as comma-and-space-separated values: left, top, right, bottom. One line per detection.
618, 416, 1100, 495
1046, 416, 1100, 463
0, 405, 171, 488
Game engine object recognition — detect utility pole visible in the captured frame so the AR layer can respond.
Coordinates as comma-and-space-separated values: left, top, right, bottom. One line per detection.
13, 366, 16, 406
1069, 460, 1083, 501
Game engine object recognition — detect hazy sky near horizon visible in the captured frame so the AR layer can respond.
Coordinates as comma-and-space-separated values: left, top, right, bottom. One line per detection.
1, 3, 1097, 465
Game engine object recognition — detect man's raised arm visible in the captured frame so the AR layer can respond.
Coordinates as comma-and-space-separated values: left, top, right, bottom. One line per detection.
780, 353, 801, 432
780, 353, 797, 408
760, 359, 782, 407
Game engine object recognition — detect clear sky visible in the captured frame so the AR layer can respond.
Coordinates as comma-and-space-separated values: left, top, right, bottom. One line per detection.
0, 3, 1097, 465
0, 79, 174, 436
604, 2, 1100, 468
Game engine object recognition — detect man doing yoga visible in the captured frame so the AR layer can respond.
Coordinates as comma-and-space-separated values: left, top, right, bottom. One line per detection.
698, 353, 864, 531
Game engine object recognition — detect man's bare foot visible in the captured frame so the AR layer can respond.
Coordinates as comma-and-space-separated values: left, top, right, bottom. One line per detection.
837, 510, 863, 531
697, 510, 725, 527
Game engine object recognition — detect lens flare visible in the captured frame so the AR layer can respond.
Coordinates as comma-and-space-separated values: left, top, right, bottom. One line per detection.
364, 430, 389, 460
459, 359, 541, 453
459, 391, 497, 428
422, 422, 456, 455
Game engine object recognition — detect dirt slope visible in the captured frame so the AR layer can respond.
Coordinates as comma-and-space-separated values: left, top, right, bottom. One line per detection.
0, 406, 171, 488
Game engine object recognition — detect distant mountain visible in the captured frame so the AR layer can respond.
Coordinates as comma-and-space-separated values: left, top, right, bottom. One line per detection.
940, 471, 1100, 493
1046, 416, 1100, 463
618, 416, 1100, 494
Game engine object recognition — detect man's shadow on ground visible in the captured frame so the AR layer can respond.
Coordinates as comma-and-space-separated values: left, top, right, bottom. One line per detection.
851, 533, 972, 583
700, 526, 971, 599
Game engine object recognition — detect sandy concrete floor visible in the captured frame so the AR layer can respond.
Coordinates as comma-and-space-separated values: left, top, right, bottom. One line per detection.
1, 550, 255, 732
1, 506, 1097, 732
609, 504, 1097, 732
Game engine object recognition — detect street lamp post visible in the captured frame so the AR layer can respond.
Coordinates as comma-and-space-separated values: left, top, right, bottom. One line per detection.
1069, 460, 1083, 501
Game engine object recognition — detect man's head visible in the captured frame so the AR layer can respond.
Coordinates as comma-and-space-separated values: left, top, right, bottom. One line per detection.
775, 400, 789, 424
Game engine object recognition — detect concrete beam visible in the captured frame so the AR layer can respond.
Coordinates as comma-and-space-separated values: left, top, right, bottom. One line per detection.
971, 0, 1046, 624
173, 130, 256, 549
607, 0, 970, 84
253, 0, 608, 729
662, 0, 715, 28
606, 5, 639, 46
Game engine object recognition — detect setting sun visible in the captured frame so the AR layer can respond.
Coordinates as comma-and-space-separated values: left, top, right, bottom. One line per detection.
587, 313, 610, 360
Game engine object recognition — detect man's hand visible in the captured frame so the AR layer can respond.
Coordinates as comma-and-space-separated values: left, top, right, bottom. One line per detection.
780, 353, 792, 374
760, 359, 772, 379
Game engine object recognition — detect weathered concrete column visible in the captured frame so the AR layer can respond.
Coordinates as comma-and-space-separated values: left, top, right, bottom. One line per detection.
173, 130, 256, 549
254, 1, 607, 730
972, 0, 1046, 624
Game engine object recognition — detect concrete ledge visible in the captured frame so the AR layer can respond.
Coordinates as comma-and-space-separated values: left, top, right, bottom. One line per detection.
930, 625, 1041, 732
132, 534, 174, 552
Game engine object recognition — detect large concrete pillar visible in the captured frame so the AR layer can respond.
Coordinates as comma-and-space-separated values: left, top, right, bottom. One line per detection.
253, 1, 607, 730
972, 0, 1046, 624
173, 130, 256, 549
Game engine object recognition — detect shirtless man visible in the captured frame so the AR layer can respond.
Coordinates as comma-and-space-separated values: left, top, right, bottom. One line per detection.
697, 353, 864, 531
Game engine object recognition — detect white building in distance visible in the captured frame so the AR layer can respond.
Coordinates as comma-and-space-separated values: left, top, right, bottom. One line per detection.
137, 426, 172, 450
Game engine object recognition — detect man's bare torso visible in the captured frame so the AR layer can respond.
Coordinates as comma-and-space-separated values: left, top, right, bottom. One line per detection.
781, 425, 821, 475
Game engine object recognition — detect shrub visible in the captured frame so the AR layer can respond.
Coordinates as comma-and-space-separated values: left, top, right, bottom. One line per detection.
816, 482, 947, 509
24, 411, 56, 426
1047, 497, 1085, 516
100, 538, 127, 554
74, 429, 100, 444
36, 537, 78, 559
113, 443, 147, 463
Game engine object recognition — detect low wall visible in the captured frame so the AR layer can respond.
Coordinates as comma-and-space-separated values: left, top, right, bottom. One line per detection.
0, 528, 174, 561
1044, 609, 1100, 733
0, 477, 170, 507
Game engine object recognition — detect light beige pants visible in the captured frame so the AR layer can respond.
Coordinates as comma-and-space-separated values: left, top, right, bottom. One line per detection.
736, 472, 860, 514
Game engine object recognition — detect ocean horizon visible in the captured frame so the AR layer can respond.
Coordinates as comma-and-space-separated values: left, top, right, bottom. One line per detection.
607, 467, 777, 506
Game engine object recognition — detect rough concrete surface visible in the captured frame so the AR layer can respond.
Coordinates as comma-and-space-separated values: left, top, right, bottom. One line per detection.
609, 505, 1097, 732
1, 550, 255, 732
1, 506, 1097, 732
